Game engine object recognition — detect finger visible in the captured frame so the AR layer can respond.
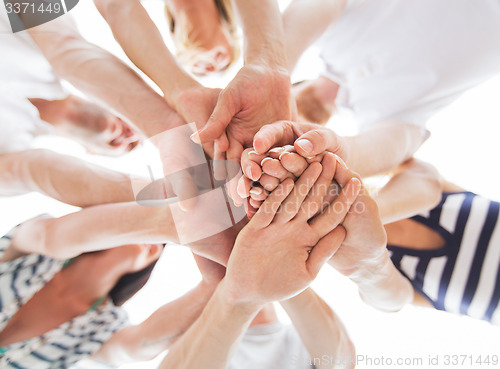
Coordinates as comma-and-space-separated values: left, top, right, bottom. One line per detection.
249, 186, 269, 201
260, 174, 280, 192
249, 198, 263, 209
261, 158, 295, 181
320, 181, 342, 212
226, 171, 243, 206
241, 149, 263, 181
273, 162, 322, 224
280, 152, 309, 177
248, 150, 267, 164
332, 155, 361, 187
306, 226, 346, 278
227, 139, 244, 166
191, 92, 235, 145
244, 199, 258, 219
294, 128, 343, 158
297, 152, 337, 220
237, 175, 252, 199
309, 178, 361, 235
213, 140, 228, 181
250, 179, 294, 228
268, 145, 295, 159
253, 120, 296, 154
216, 132, 230, 153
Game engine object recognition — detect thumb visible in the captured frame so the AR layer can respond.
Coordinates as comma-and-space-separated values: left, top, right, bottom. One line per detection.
294, 128, 343, 158
307, 226, 346, 278
191, 92, 236, 146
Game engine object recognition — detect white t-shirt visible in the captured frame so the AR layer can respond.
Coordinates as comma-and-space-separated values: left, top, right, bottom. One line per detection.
227, 322, 314, 369
318, 0, 500, 131
0, 8, 68, 153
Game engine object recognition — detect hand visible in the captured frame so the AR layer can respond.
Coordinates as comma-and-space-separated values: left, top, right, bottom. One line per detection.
325, 160, 388, 276
238, 121, 349, 199
223, 154, 361, 305
191, 64, 294, 164
234, 146, 305, 214
170, 85, 222, 160
253, 120, 349, 161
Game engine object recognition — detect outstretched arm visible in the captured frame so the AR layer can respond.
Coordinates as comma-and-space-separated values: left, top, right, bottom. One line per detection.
373, 158, 443, 224
92, 0, 198, 106
94, 280, 217, 364
6, 201, 175, 261
0, 149, 135, 207
95, 256, 226, 365
281, 288, 355, 369
27, 15, 185, 138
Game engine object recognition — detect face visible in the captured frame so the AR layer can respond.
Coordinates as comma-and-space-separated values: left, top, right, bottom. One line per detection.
188, 43, 233, 76
166, 0, 236, 76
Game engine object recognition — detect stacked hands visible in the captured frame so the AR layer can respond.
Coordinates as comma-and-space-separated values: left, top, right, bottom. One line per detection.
236, 146, 350, 216
224, 151, 362, 304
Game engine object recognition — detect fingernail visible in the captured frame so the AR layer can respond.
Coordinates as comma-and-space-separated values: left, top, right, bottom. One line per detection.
279, 151, 291, 160
249, 187, 262, 196
190, 131, 201, 144
296, 139, 313, 154
261, 157, 273, 166
250, 166, 261, 180
245, 165, 253, 179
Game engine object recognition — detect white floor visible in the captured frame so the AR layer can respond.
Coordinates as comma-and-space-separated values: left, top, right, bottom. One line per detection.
1, 1, 499, 368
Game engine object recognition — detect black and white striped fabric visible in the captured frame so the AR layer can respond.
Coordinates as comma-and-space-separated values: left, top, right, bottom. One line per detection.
0, 226, 128, 369
389, 192, 500, 324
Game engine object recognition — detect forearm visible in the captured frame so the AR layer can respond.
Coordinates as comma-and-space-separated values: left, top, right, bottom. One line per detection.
281, 288, 355, 369
233, 0, 287, 68
283, 0, 347, 72
0, 149, 135, 207
343, 121, 429, 177
339, 251, 413, 312
28, 16, 184, 138
12, 201, 177, 259
93, 0, 198, 105
373, 159, 443, 224
159, 280, 261, 369
94, 281, 216, 364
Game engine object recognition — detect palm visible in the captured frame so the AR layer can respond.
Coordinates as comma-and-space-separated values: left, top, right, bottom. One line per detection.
224, 65, 294, 155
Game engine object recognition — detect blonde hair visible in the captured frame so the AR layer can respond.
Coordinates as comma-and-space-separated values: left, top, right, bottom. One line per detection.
165, 0, 240, 73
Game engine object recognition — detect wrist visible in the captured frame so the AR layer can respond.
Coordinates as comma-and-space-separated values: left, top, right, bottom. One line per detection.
345, 252, 413, 311
343, 249, 392, 285
280, 288, 313, 310
217, 278, 265, 316
162, 73, 201, 109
